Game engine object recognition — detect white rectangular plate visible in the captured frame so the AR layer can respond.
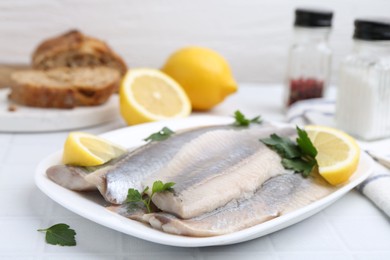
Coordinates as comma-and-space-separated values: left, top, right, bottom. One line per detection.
35, 115, 374, 247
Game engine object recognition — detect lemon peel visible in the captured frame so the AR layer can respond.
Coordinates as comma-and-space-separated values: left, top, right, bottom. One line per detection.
119, 68, 191, 125
305, 125, 360, 185
62, 132, 126, 166
162, 46, 237, 110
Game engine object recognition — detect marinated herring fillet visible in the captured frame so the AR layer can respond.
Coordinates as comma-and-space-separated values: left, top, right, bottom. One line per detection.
87, 124, 291, 204
143, 126, 295, 219
46, 165, 96, 191
109, 173, 334, 237
47, 123, 293, 204
46, 153, 126, 191
48, 124, 243, 203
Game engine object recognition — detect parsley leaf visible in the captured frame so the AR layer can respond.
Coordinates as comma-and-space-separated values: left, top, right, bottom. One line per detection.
152, 180, 175, 193
260, 127, 318, 177
126, 180, 175, 213
296, 126, 317, 158
282, 158, 317, 177
233, 110, 262, 126
261, 134, 301, 159
37, 223, 76, 246
126, 188, 143, 202
144, 127, 175, 142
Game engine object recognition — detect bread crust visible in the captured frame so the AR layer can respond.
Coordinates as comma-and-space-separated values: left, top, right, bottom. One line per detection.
32, 30, 127, 75
9, 67, 119, 109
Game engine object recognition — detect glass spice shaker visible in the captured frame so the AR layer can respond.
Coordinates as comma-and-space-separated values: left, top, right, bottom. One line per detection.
335, 18, 390, 140
284, 8, 333, 107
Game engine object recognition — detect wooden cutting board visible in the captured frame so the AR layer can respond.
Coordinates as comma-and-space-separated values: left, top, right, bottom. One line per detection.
0, 64, 30, 88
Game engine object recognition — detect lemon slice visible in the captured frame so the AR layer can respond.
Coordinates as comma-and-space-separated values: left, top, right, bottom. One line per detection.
119, 68, 191, 125
62, 132, 126, 166
305, 125, 360, 185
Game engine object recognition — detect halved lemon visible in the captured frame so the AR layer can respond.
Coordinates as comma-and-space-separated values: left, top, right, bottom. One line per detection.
62, 132, 126, 166
119, 68, 191, 125
305, 125, 360, 185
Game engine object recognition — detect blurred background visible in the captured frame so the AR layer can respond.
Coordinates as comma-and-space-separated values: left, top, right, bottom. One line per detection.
1, 0, 389, 84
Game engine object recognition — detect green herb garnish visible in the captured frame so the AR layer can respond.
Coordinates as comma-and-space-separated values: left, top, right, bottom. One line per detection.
296, 127, 317, 158
126, 180, 175, 213
260, 126, 318, 177
233, 110, 262, 126
37, 223, 76, 246
144, 127, 175, 142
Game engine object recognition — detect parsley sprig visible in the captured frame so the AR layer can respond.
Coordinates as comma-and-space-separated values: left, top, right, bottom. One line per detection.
144, 127, 175, 142
233, 110, 262, 126
260, 126, 318, 177
126, 180, 175, 213
37, 223, 76, 246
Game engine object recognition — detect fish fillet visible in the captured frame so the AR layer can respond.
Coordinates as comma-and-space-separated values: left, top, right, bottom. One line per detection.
46, 153, 126, 191
46, 165, 97, 191
110, 173, 334, 237
47, 126, 225, 199
49, 125, 242, 204
143, 126, 295, 219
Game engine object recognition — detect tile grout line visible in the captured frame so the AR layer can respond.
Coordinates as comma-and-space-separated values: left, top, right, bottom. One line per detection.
0, 134, 14, 164
36, 199, 56, 257
194, 246, 203, 260
266, 234, 280, 259
321, 212, 352, 257
117, 231, 124, 257
261, 211, 358, 258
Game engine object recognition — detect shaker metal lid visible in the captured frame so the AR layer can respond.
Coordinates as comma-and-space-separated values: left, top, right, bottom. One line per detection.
354, 18, 390, 40
294, 8, 333, 28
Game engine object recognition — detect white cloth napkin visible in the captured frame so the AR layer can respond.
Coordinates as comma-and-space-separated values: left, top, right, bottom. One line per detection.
286, 98, 390, 217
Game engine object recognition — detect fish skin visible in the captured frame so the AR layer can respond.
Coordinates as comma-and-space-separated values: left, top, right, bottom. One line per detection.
46, 165, 97, 191
143, 126, 295, 219
84, 125, 245, 204
129, 173, 334, 237
46, 152, 127, 191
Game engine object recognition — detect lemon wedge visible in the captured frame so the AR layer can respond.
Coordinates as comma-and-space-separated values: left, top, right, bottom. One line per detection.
119, 68, 191, 125
305, 125, 360, 185
62, 132, 126, 166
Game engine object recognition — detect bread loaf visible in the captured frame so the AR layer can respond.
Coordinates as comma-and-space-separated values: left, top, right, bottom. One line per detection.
32, 30, 127, 76
10, 67, 120, 108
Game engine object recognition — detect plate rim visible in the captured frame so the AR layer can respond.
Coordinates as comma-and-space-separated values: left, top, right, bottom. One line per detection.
34, 115, 375, 247
0, 89, 120, 132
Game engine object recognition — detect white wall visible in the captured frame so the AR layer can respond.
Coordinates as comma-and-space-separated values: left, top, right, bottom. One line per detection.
1, 0, 389, 84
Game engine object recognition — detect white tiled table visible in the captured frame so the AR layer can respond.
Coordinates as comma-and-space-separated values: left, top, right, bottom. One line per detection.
0, 84, 389, 259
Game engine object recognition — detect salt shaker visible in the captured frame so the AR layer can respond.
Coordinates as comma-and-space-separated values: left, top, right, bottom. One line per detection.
285, 8, 333, 107
335, 18, 390, 140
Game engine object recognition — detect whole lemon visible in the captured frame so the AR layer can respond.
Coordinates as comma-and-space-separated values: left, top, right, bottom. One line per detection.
161, 47, 237, 110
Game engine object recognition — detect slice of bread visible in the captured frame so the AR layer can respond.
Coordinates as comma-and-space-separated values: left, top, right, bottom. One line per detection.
0, 64, 30, 88
10, 67, 120, 108
32, 30, 127, 76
